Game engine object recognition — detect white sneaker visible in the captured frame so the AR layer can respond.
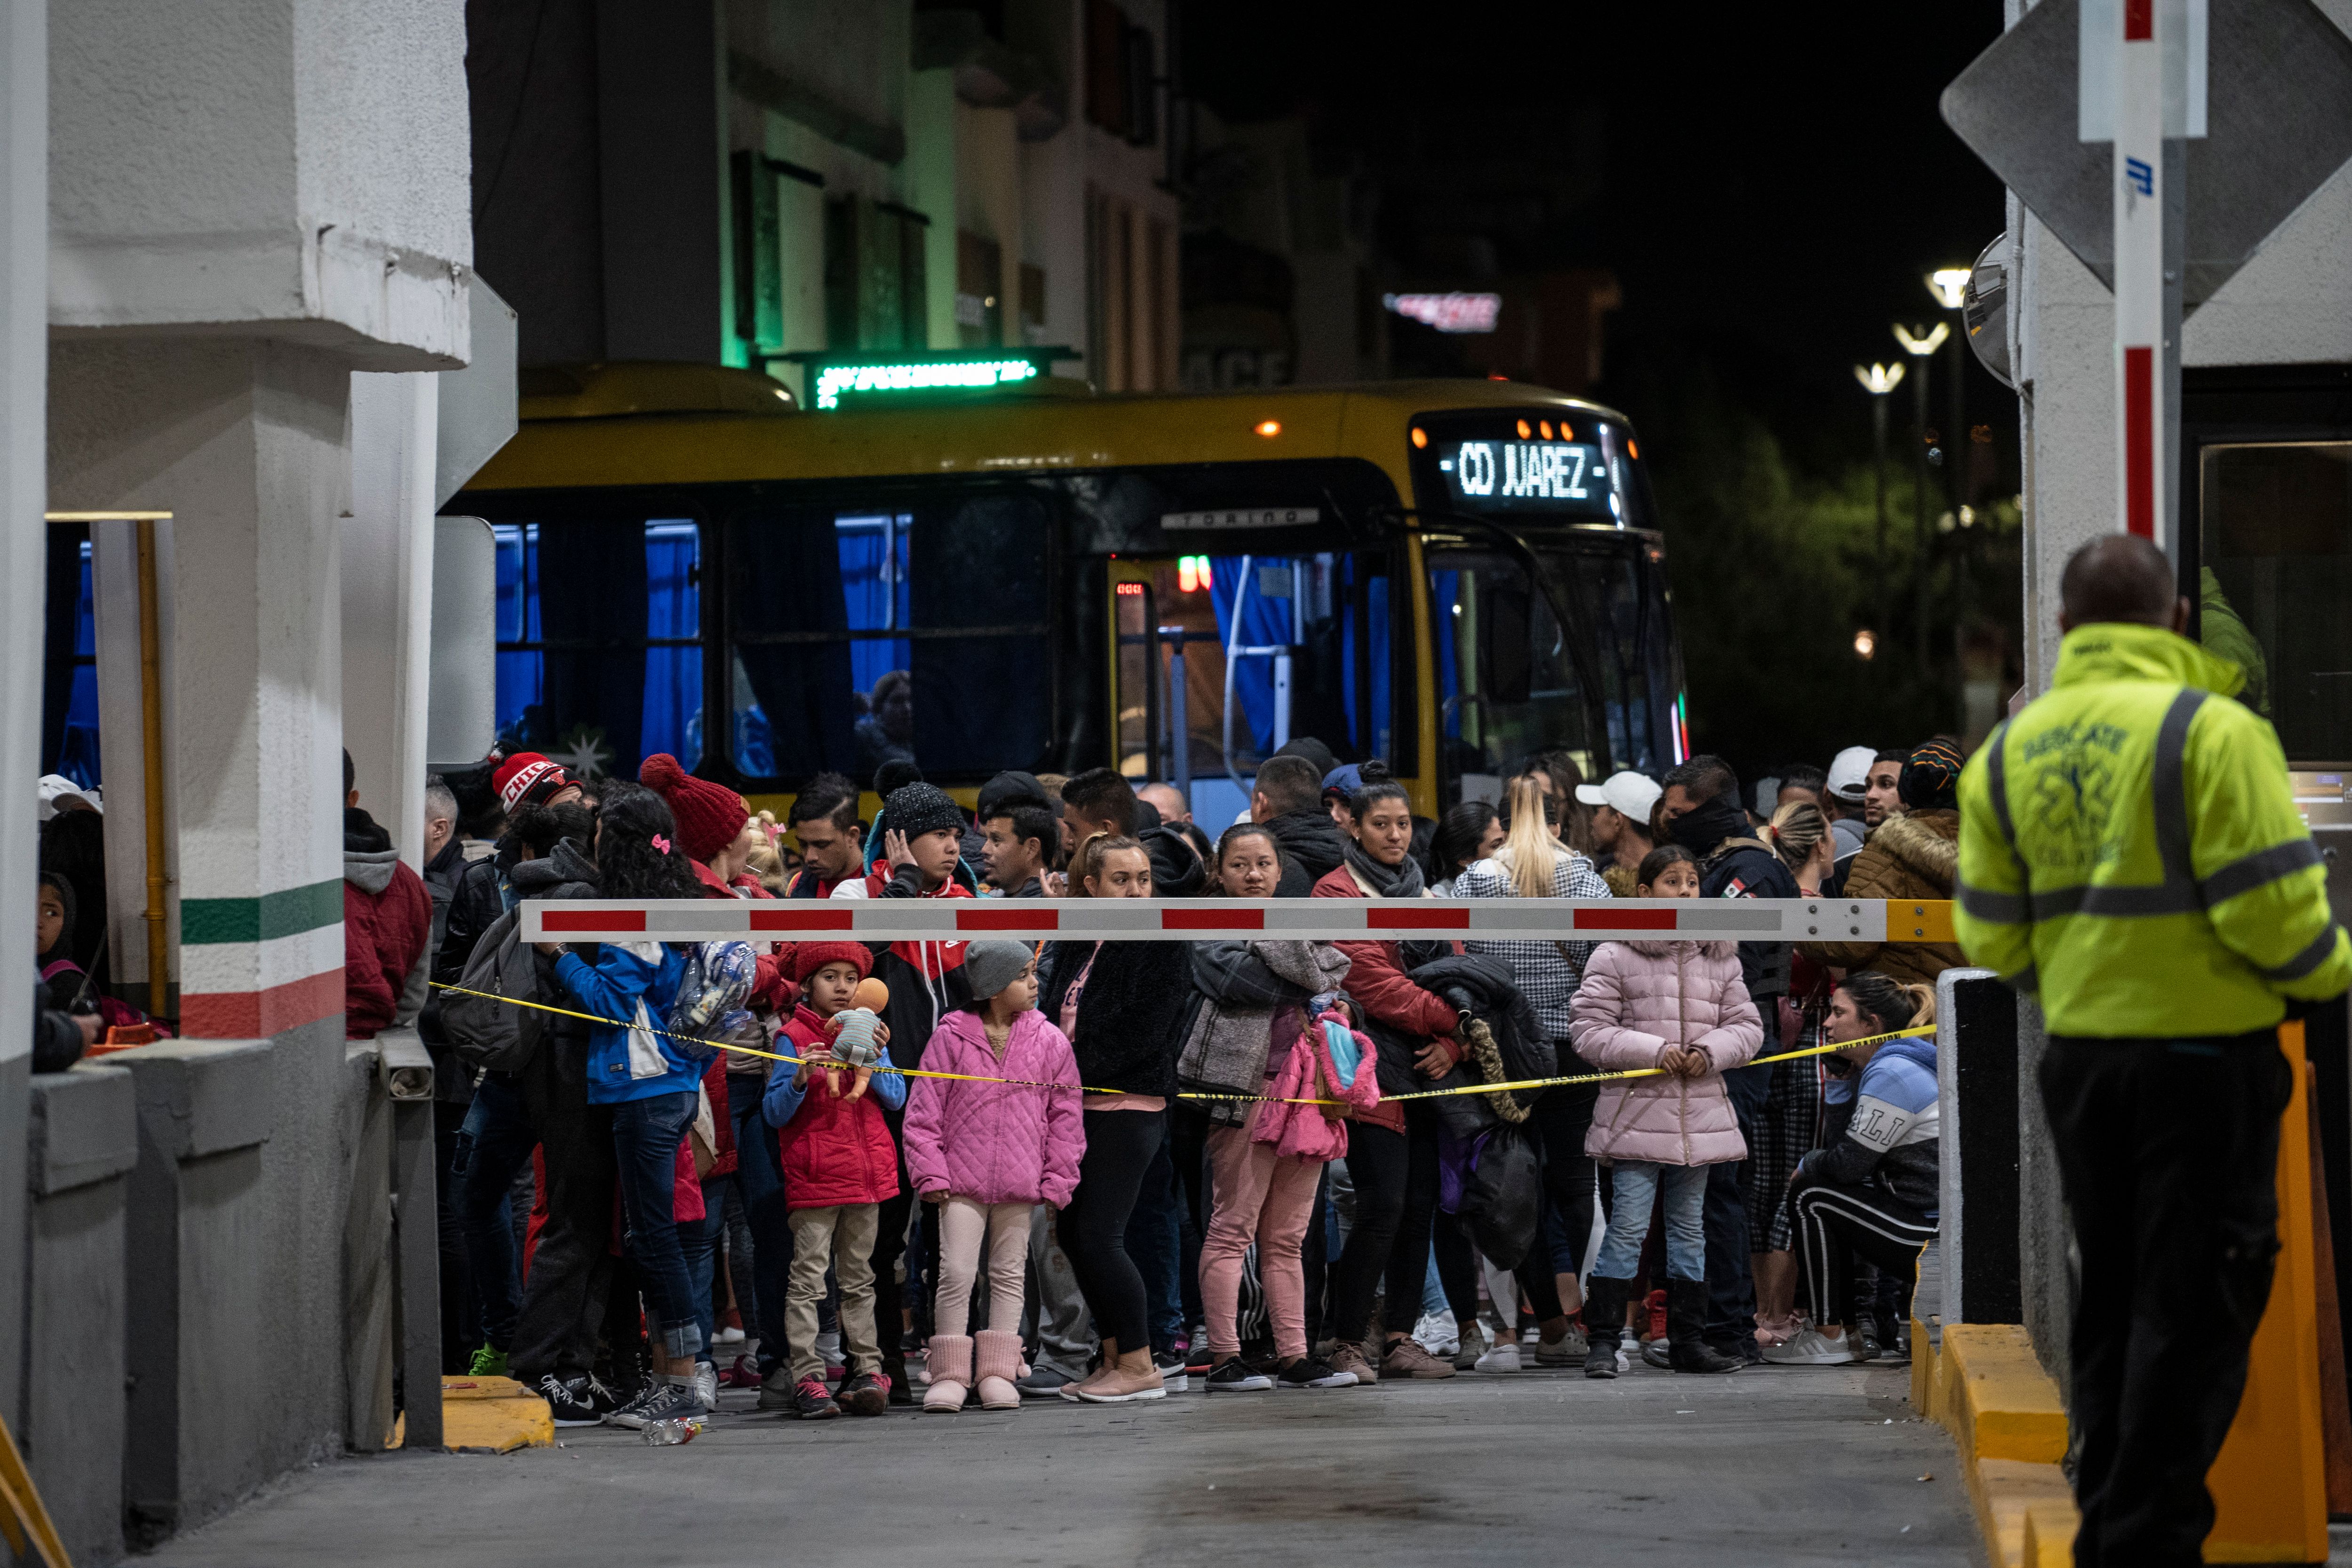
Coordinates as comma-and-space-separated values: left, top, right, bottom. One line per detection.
1453, 1323, 1488, 1372
1762, 1327, 1860, 1366
715, 1325, 746, 1345
1413, 1311, 1460, 1357
691, 1363, 719, 1412
1473, 1339, 1523, 1373
1614, 1345, 1630, 1373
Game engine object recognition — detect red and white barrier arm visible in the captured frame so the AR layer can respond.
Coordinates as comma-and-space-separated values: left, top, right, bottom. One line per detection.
518, 898, 1957, 946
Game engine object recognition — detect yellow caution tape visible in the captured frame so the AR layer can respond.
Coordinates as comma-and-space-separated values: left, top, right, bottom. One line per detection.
429, 979, 1934, 1109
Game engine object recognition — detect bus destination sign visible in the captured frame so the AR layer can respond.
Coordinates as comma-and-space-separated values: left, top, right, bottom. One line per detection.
1436, 440, 1615, 517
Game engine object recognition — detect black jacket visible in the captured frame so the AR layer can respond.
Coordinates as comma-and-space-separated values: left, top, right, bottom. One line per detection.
1038, 939, 1199, 1100
499, 840, 601, 1092
1265, 808, 1348, 899
1701, 843, 1797, 1003
1395, 952, 1554, 1136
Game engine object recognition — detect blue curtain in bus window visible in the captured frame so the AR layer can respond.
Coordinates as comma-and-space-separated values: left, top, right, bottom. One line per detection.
1208, 555, 1294, 759
729, 510, 858, 779
532, 516, 651, 781
493, 523, 543, 748
837, 514, 912, 739
907, 494, 1051, 774
1426, 568, 1462, 742
642, 521, 702, 770
40, 528, 101, 787
1337, 564, 1392, 759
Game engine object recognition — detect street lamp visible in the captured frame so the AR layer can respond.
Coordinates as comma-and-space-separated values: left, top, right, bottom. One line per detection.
1927, 269, 1971, 310
1854, 362, 1905, 619
1895, 322, 1947, 672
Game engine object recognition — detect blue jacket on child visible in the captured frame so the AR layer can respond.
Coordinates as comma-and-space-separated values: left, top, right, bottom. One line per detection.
552, 941, 701, 1103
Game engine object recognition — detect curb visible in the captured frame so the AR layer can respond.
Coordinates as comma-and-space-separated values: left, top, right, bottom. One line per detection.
1913, 1316, 2076, 1567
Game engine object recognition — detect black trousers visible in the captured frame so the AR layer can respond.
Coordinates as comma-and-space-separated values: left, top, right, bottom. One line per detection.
507, 1049, 616, 1384
2042, 1031, 2292, 1568
1702, 1060, 1772, 1350
1787, 1175, 1933, 1328
1058, 1108, 1166, 1352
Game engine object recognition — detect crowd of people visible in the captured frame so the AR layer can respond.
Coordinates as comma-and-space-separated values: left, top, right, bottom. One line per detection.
24, 716, 1965, 1431
344, 725, 1966, 1432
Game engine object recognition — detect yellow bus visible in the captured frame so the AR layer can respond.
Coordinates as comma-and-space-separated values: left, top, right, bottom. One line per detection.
457, 362, 1689, 823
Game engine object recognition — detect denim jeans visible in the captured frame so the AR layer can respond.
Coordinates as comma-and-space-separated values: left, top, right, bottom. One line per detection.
1594, 1161, 1708, 1281
611, 1091, 703, 1361
728, 1081, 796, 1373
450, 1071, 537, 1351
683, 1173, 721, 1366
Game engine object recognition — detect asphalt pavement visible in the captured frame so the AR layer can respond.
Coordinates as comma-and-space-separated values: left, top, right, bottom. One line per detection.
148, 1357, 1974, 1568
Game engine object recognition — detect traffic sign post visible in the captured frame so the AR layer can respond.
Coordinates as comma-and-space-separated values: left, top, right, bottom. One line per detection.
2106, 0, 2175, 550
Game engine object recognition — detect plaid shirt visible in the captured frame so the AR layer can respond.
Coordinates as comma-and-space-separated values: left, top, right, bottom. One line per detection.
1452, 849, 1611, 1040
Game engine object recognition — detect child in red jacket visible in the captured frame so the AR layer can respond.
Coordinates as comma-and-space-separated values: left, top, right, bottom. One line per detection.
764, 941, 907, 1420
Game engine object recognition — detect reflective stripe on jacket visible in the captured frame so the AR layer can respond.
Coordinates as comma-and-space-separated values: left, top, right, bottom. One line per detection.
1954, 621, 2351, 1037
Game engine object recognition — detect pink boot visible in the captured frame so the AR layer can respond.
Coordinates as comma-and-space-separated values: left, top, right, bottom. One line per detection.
924, 1335, 972, 1413
974, 1330, 1024, 1411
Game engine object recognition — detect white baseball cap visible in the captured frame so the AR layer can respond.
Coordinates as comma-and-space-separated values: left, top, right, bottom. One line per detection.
1826, 746, 1876, 803
1576, 770, 1662, 824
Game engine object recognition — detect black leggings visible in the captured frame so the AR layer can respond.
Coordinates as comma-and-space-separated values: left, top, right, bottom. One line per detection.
1788, 1174, 1933, 1327
1058, 1108, 1166, 1353
1328, 1103, 1444, 1343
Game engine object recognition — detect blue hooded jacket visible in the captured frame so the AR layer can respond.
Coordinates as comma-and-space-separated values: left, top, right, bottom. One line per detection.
1803, 1032, 1939, 1215
552, 941, 701, 1103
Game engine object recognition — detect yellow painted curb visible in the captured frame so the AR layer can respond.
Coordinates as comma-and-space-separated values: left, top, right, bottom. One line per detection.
1910, 1313, 1940, 1424
1967, 1459, 2077, 1568
389, 1377, 555, 1454
1942, 1324, 2067, 1464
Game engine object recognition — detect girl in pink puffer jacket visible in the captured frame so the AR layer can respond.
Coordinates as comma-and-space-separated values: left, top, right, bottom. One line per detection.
903, 940, 1084, 1412
1567, 844, 1763, 1379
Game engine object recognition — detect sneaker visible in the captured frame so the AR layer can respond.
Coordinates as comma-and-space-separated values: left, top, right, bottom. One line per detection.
1535, 1323, 1587, 1366
1328, 1341, 1379, 1385
1413, 1311, 1460, 1357
715, 1325, 746, 1345
1380, 1337, 1457, 1380
840, 1370, 891, 1416
1184, 1344, 1214, 1377
690, 1362, 719, 1412
1762, 1328, 1862, 1366
792, 1377, 842, 1419
1017, 1365, 1080, 1399
583, 1372, 626, 1415
756, 1365, 796, 1411
610, 1379, 699, 1429
1207, 1359, 1274, 1393
1614, 1345, 1630, 1373
1451, 1323, 1488, 1372
1473, 1339, 1522, 1373
1277, 1356, 1357, 1389
535, 1372, 600, 1427
468, 1344, 509, 1378
1152, 1349, 1191, 1393
1061, 1359, 1166, 1404
720, 1354, 763, 1389
1852, 1326, 1884, 1363
1583, 1341, 1618, 1380
1641, 1339, 1673, 1370
601, 1377, 660, 1428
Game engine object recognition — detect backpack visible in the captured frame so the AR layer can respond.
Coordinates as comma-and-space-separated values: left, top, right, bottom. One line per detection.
665, 941, 760, 1064
441, 907, 543, 1074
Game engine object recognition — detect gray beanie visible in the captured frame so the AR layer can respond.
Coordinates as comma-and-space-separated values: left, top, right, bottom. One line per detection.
884, 780, 965, 841
961, 939, 1035, 1004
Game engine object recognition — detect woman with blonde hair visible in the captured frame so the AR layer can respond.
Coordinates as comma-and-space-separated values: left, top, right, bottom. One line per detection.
1450, 774, 1613, 1368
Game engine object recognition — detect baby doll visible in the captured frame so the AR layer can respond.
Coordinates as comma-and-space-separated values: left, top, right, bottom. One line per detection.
826, 976, 890, 1099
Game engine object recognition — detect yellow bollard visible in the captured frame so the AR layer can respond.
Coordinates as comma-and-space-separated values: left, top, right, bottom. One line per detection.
2204, 1020, 2328, 1562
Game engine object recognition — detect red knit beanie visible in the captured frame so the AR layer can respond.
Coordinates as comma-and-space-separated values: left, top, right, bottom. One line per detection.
788, 941, 873, 986
638, 754, 748, 864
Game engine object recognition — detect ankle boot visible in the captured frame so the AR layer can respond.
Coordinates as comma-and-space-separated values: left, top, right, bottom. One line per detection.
923, 1335, 973, 1412
1581, 1276, 1629, 1379
972, 1330, 1023, 1410
1666, 1279, 1743, 1374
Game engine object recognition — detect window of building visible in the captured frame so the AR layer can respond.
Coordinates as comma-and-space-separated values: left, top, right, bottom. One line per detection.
2200, 441, 2352, 763
40, 523, 99, 787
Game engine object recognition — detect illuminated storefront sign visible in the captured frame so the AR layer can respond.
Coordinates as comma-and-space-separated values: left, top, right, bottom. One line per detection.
1383, 292, 1502, 334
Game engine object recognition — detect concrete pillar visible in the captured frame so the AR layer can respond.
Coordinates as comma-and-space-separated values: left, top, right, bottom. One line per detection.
1937, 968, 2023, 1325
344, 372, 440, 872
0, 0, 46, 1436
52, 338, 359, 1534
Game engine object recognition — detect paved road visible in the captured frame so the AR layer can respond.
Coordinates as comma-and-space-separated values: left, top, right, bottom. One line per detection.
151, 1359, 1974, 1568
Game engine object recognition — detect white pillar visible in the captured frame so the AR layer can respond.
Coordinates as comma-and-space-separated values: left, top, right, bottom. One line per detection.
344, 371, 439, 872
0, 0, 48, 1426
51, 338, 348, 1042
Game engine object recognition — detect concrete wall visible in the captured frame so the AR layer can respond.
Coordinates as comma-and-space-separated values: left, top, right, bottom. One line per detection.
48, 0, 469, 365
23, 1065, 137, 1565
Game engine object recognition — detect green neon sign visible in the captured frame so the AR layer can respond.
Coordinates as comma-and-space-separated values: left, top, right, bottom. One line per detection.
787, 347, 1080, 411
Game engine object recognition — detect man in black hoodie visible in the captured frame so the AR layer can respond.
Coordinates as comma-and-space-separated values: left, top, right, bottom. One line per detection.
1659, 756, 1797, 1367
1252, 754, 1348, 898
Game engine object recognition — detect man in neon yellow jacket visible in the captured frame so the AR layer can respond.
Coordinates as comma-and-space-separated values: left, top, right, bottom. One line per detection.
1955, 535, 2349, 1568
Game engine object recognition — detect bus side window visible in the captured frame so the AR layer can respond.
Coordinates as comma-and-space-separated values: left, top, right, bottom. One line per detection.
493, 515, 704, 780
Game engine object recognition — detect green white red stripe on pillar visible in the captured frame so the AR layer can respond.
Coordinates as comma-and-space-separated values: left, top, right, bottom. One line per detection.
177, 877, 344, 1037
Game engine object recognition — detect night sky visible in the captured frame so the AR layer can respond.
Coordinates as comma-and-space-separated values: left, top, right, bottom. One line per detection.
1186, 0, 2017, 474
